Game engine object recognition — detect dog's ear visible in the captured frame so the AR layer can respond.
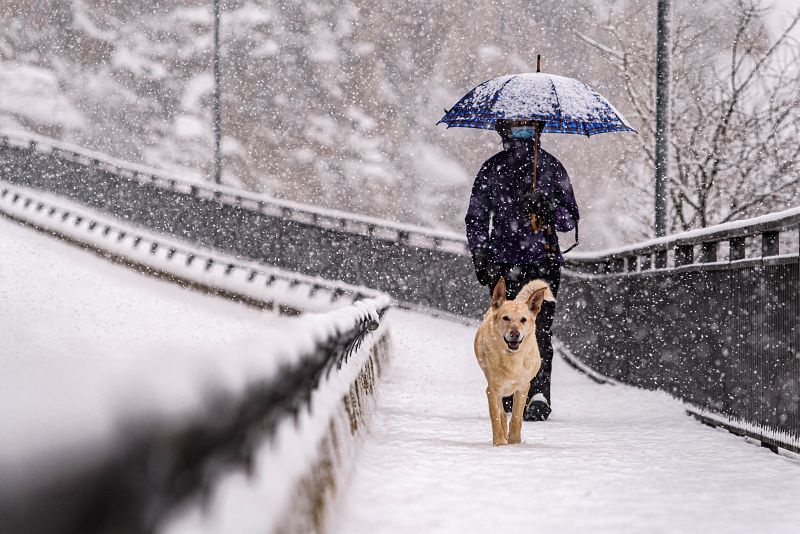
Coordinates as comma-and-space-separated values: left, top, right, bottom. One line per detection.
492, 277, 506, 309
528, 286, 549, 314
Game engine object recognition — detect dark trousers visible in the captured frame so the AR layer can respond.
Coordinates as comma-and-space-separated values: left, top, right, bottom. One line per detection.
488, 258, 561, 405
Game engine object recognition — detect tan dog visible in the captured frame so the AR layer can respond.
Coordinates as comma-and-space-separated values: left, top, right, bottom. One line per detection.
474, 277, 555, 446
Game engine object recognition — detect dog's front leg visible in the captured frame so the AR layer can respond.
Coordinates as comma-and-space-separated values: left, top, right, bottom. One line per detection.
507, 383, 530, 444
486, 388, 508, 446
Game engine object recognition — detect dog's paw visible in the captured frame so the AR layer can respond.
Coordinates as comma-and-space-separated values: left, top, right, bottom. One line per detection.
507, 434, 522, 445
492, 438, 508, 446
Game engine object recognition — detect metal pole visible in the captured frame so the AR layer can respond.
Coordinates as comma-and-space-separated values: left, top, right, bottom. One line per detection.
212, 0, 222, 185
654, 0, 671, 237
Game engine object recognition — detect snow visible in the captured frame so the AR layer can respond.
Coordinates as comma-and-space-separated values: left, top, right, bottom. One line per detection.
0, 212, 388, 525
174, 114, 208, 138
410, 143, 470, 187
111, 47, 169, 80
0, 180, 379, 312
566, 204, 800, 262
251, 39, 280, 57
0, 63, 86, 129
0, 129, 470, 252
332, 310, 800, 534
344, 106, 377, 131
71, 0, 117, 42
180, 73, 214, 113
0, 215, 287, 480
162, 311, 388, 534
451, 73, 632, 129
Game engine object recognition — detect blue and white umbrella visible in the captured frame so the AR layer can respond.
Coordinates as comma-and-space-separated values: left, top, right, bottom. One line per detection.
438, 72, 634, 136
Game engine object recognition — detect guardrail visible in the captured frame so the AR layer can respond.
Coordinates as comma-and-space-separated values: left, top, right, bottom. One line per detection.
0, 177, 394, 533
0, 180, 381, 314
557, 208, 800, 453
0, 297, 390, 534
0, 130, 485, 316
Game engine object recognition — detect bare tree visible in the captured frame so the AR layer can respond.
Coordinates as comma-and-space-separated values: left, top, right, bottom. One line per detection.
580, 0, 800, 233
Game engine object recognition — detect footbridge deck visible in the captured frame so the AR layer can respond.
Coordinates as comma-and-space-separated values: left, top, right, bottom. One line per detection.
334, 310, 800, 534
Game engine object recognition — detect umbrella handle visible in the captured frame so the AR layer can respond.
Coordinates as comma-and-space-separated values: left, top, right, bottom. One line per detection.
530, 122, 543, 232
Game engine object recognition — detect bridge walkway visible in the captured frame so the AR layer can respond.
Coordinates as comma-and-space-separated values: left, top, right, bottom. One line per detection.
332, 310, 800, 534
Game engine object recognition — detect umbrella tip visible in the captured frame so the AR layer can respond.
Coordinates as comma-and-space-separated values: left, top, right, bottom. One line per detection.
536, 54, 541, 73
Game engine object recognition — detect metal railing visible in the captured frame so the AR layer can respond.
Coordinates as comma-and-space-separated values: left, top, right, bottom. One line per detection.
0, 175, 394, 533
0, 130, 485, 316
557, 209, 800, 453
0, 301, 389, 534
0, 180, 380, 313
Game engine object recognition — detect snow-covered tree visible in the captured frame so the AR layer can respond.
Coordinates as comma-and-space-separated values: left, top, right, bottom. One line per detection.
581, 0, 800, 234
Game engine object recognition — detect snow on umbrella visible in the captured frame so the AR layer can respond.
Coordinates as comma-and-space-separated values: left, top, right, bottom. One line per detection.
437, 72, 634, 135
439, 68, 633, 243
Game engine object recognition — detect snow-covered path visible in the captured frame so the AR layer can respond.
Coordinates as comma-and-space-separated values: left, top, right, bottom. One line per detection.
333, 310, 800, 534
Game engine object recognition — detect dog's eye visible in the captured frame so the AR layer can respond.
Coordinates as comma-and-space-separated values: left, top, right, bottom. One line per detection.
502, 316, 510, 321
520, 317, 527, 323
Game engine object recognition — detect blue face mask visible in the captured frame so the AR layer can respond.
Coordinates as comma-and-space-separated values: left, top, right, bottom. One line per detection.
509, 126, 539, 139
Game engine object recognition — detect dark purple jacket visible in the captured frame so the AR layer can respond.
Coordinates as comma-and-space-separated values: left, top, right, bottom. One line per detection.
465, 139, 579, 265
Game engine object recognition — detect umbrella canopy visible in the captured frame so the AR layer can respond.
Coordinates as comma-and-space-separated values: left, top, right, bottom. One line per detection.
438, 72, 634, 136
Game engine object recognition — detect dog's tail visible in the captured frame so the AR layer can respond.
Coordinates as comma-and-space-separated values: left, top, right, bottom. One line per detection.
516, 279, 556, 304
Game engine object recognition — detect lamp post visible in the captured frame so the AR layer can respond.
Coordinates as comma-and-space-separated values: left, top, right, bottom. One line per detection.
653, 0, 671, 237
212, 0, 222, 185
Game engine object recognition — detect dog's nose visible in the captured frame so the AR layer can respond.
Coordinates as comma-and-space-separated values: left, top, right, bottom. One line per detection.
509, 329, 520, 340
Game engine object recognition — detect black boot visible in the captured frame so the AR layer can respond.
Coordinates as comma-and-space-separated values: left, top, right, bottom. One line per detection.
523, 393, 551, 421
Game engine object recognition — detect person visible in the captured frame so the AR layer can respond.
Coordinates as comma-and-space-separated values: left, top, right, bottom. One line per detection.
465, 119, 579, 421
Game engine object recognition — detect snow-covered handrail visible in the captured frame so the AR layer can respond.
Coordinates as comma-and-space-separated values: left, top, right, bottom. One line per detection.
556, 211, 800, 454
0, 129, 485, 316
0, 129, 469, 254
0, 180, 384, 313
0, 285, 391, 534
565, 206, 800, 274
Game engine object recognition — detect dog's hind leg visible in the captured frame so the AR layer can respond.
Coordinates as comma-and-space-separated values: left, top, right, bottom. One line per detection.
486, 388, 508, 446
507, 383, 530, 444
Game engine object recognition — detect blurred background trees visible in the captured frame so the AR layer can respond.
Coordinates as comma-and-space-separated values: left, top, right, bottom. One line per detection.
0, 0, 797, 247
581, 0, 800, 235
